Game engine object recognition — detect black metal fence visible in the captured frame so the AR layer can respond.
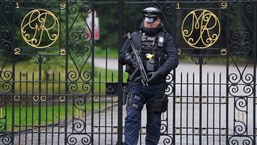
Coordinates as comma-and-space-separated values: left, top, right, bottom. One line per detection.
0, 1, 256, 145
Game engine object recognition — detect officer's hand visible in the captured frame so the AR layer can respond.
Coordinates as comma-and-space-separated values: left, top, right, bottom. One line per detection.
125, 53, 132, 65
147, 71, 160, 83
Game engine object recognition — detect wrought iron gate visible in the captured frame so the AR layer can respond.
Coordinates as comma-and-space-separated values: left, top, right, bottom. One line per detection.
0, 1, 256, 145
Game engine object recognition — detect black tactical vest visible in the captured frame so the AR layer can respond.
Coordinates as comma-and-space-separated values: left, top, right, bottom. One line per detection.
139, 31, 166, 72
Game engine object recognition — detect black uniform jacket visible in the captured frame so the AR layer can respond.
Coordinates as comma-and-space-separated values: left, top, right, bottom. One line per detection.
119, 22, 179, 84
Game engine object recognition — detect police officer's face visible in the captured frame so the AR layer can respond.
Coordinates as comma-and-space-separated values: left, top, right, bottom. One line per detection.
144, 18, 161, 28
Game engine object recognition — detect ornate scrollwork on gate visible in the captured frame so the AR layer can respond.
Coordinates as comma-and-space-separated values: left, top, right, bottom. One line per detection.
228, 136, 253, 145
67, 133, 92, 145
20, 9, 59, 48
181, 9, 220, 49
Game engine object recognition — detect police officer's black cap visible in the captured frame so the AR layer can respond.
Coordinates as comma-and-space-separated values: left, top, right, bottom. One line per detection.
142, 7, 161, 23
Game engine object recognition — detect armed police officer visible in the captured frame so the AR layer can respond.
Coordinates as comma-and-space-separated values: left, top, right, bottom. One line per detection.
119, 7, 178, 145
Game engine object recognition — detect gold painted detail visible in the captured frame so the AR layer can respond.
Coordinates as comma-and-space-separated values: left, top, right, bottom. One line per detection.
194, 96, 200, 103
41, 96, 47, 101
60, 3, 66, 9
16, 2, 19, 8
221, 128, 226, 135
33, 95, 40, 101
59, 126, 65, 132
112, 127, 118, 133
221, 96, 226, 103
14, 48, 21, 55
94, 126, 99, 132
220, 48, 227, 56
221, 2, 228, 9
176, 3, 181, 9
94, 96, 100, 102
175, 96, 180, 103
112, 96, 118, 102
175, 128, 180, 134
14, 95, 21, 101
60, 49, 66, 55
182, 9, 220, 49
194, 128, 200, 134
202, 128, 208, 134
33, 127, 38, 132
59, 96, 66, 102
21, 9, 59, 48
14, 127, 20, 132
178, 49, 182, 56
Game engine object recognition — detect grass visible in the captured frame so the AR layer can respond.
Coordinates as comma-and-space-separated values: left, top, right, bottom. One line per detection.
94, 46, 118, 58
3, 101, 108, 132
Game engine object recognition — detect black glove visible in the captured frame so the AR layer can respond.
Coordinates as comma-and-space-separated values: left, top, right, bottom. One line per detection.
147, 71, 160, 83
125, 52, 132, 65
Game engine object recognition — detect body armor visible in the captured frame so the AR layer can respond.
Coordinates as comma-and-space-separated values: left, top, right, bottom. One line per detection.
140, 31, 166, 73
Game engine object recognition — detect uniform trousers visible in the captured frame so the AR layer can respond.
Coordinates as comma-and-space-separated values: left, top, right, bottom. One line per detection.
124, 82, 165, 145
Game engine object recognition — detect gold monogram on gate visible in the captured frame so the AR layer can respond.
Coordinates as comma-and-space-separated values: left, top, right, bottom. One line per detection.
182, 9, 220, 49
21, 9, 59, 48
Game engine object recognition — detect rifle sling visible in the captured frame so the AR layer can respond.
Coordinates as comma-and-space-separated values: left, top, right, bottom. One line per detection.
129, 67, 140, 81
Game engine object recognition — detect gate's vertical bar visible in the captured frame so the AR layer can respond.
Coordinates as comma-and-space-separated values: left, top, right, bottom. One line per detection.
38, 56, 42, 145
212, 73, 215, 145
117, 0, 124, 144
11, 2, 17, 144
253, 3, 256, 144
219, 73, 222, 145
225, 3, 229, 144
91, 3, 95, 144
199, 56, 203, 145
64, 1, 69, 144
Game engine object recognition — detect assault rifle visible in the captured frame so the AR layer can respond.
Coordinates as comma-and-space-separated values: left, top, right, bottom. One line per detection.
127, 32, 149, 86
